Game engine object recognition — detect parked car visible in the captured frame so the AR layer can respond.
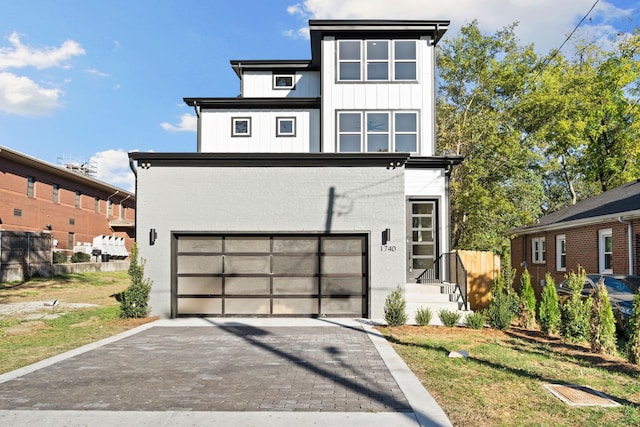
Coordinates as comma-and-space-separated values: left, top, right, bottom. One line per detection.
556, 274, 640, 333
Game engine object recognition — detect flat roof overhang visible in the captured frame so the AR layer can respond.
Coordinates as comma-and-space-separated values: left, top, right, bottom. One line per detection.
184, 97, 321, 110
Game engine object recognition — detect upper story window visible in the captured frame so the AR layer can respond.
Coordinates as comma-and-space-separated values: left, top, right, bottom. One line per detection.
337, 111, 418, 153
94, 196, 100, 213
338, 40, 417, 82
75, 191, 81, 208
27, 176, 35, 198
273, 74, 295, 89
531, 237, 546, 264
52, 184, 59, 204
107, 199, 113, 216
276, 117, 296, 137
232, 117, 251, 137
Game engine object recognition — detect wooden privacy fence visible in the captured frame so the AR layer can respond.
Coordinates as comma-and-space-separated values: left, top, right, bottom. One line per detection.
0, 231, 53, 282
456, 250, 500, 311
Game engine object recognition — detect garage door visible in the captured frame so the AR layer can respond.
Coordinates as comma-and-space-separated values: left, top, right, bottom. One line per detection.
173, 234, 368, 317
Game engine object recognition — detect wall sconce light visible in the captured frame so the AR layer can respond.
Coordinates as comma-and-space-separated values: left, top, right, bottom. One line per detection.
382, 228, 391, 245
149, 228, 157, 245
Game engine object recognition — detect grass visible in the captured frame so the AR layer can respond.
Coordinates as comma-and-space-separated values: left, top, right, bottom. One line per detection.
0, 271, 154, 374
380, 325, 640, 427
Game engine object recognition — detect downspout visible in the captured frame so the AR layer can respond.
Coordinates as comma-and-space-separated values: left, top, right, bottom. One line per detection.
618, 217, 633, 275
192, 100, 202, 151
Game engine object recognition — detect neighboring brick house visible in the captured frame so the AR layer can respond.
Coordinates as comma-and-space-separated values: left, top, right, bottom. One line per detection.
0, 146, 135, 257
510, 179, 640, 297
130, 19, 463, 319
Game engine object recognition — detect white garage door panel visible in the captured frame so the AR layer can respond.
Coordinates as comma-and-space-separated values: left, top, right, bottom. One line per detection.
173, 234, 367, 317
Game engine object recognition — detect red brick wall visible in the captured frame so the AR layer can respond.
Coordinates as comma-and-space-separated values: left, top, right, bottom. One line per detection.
0, 157, 135, 254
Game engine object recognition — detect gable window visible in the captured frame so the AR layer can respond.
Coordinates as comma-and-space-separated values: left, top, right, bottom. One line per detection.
338, 39, 417, 82
531, 237, 546, 264
337, 111, 418, 152
556, 235, 566, 271
273, 74, 295, 89
232, 117, 251, 137
599, 229, 613, 273
52, 184, 59, 204
276, 117, 296, 137
75, 191, 81, 208
27, 176, 35, 198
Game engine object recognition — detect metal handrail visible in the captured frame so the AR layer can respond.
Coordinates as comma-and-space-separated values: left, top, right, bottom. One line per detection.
416, 252, 468, 310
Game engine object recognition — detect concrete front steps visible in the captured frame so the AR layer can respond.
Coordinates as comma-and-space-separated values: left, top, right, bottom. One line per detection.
404, 282, 471, 326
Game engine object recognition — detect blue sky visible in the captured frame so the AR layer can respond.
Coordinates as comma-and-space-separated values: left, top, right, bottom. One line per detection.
1, 0, 638, 191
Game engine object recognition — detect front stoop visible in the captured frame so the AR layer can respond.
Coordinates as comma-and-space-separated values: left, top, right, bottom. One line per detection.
405, 282, 471, 326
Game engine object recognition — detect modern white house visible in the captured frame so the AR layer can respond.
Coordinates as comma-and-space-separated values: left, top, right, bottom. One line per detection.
129, 20, 463, 320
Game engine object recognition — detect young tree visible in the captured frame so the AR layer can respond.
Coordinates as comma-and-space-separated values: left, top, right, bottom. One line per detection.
626, 292, 640, 364
589, 278, 617, 355
518, 268, 537, 329
538, 273, 561, 335
120, 243, 152, 318
560, 267, 591, 342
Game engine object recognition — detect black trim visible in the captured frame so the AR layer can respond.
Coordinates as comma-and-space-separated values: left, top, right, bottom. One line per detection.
184, 97, 320, 110
230, 60, 316, 78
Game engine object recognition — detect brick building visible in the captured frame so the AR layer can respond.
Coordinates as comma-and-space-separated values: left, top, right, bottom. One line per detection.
0, 146, 135, 257
510, 179, 640, 297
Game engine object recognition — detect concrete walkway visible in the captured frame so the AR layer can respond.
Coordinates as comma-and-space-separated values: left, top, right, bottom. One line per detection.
0, 318, 452, 427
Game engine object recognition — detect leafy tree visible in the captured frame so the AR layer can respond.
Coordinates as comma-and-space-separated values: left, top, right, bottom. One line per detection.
626, 292, 640, 364
560, 267, 591, 342
120, 243, 152, 318
384, 285, 407, 327
538, 273, 561, 335
518, 268, 537, 329
589, 278, 617, 355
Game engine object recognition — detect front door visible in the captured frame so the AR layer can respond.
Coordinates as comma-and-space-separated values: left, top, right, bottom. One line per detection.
406, 200, 438, 282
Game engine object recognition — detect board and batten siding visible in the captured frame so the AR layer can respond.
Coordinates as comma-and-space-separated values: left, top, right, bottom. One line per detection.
135, 163, 406, 319
320, 35, 436, 155
199, 109, 320, 152
241, 71, 321, 98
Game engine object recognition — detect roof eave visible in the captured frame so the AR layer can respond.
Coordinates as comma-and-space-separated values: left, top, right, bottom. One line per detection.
511, 209, 640, 236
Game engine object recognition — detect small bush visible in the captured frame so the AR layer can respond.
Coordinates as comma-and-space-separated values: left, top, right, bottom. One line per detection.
589, 279, 617, 355
538, 273, 561, 335
560, 267, 591, 342
518, 269, 537, 329
414, 307, 433, 326
52, 251, 68, 264
70, 252, 91, 263
626, 292, 640, 364
487, 271, 518, 331
120, 244, 152, 319
384, 285, 407, 327
466, 311, 486, 329
439, 309, 461, 328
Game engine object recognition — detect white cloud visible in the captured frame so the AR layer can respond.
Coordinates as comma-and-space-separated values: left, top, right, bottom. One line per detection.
285, 0, 630, 54
0, 32, 85, 70
90, 149, 135, 192
160, 113, 197, 132
86, 68, 109, 77
0, 72, 61, 115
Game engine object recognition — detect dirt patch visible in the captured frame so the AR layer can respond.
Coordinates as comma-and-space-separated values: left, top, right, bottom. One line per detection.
0, 301, 98, 320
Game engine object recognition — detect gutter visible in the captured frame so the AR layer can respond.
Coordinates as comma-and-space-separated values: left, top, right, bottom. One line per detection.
618, 217, 634, 275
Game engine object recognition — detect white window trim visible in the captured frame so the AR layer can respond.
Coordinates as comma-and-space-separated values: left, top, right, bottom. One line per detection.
337, 110, 418, 153
273, 74, 295, 90
599, 228, 613, 274
531, 237, 546, 264
231, 117, 251, 137
337, 39, 417, 82
276, 117, 296, 137
556, 234, 566, 272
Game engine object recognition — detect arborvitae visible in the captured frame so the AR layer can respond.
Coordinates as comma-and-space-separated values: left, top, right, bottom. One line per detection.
560, 267, 591, 342
120, 243, 152, 318
538, 273, 561, 335
518, 269, 537, 329
384, 285, 407, 327
626, 292, 640, 364
589, 279, 617, 355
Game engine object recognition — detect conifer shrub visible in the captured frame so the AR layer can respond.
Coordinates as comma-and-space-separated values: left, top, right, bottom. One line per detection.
518, 269, 537, 329
120, 244, 152, 318
487, 269, 519, 330
52, 251, 68, 264
438, 309, 461, 327
625, 292, 640, 364
70, 252, 91, 263
560, 267, 591, 342
384, 285, 407, 327
465, 311, 486, 329
589, 278, 617, 355
538, 273, 561, 335
414, 307, 433, 326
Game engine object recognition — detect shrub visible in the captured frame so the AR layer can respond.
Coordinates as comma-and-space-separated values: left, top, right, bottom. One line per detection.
538, 273, 561, 335
414, 307, 433, 326
487, 271, 518, 331
70, 252, 91, 263
518, 269, 537, 329
120, 244, 152, 318
52, 251, 68, 264
626, 292, 640, 364
589, 278, 617, 355
466, 311, 486, 329
560, 267, 591, 342
439, 309, 461, 328
384, 285, 407, 327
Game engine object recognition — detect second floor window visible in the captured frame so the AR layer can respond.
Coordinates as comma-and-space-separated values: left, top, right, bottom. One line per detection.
52, 184, 59, 204
27, 176, 35, 198
338, 40, 416, 82
75, 191, 81, 208
94, 197, 100, 213
337, 111, 418, 153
